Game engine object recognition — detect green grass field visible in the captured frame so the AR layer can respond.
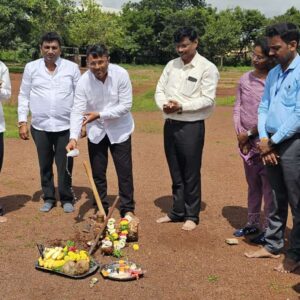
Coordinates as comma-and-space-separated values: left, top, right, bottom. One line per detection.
3, 65, 242, 137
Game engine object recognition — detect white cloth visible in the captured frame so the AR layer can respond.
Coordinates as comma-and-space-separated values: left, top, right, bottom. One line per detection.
155, 52, 219, 121
18, 57, 81, 132
0, 61, 12, 133
70, 64, 134, 144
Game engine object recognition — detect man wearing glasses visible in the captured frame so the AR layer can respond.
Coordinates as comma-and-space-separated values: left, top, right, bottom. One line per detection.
155, 27, 219, 231
66, 44, 136, 220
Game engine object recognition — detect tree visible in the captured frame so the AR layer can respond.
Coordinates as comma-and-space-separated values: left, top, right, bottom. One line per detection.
68, 0, 126, 61
233, 7, 266, 55
202, 9, 242, 68
0, 0, 32, 49
121, 0, 207, 63
270, 7, 300, 29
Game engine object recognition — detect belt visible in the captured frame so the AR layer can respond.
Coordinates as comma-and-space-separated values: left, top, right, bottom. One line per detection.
165, 119, 204, 124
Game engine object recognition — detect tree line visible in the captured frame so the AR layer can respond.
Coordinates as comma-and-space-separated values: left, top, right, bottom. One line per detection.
1, 0, 300, 66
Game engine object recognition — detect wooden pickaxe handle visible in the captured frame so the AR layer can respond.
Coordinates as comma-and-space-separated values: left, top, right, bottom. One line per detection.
83, 160, 106, 218
89, 196, 120, 255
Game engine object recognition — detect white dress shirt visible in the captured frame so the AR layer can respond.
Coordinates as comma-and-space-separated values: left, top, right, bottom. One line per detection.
155, 52, 219, 121
18, 57, 81, 132
70, 63, 134, 144
0, 61, 11, 133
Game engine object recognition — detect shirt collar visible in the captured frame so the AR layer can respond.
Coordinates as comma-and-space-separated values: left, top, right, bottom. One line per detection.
43, 56, 62, 66
89, 64, 111, 82
180, 51, 200, 68
280, 53, 300, 74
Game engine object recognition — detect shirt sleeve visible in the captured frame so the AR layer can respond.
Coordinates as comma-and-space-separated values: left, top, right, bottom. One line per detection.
271, 80, 300, 143
233, 79, 242, 134
0, 64, 11, 101
72, 65, 81, 91
100, 71, 133, 120
155, 63, 170, 110
70, 79, 86, 141
181, 64, 219, 112
18, 63, 31, 122
258, 74, 271, 139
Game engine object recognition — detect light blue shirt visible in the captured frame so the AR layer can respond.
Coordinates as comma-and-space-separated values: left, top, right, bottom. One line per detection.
258, 54, 300, 144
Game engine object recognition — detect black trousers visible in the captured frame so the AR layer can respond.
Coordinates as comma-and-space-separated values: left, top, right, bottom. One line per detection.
88, 135, 135, 217
264, 137, 300, 261
164, 119, 205, 224
0, 132, 3, 173
31, 127, 73, 204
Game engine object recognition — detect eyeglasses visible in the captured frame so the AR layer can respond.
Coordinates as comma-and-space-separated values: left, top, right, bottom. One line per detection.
252, 53, 267, 61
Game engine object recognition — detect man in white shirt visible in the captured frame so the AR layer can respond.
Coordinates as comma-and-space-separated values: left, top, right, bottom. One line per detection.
18, 32, 81, 213
155, 27, 219, 231
0, 60, 11, 223
66, 44, 135, 219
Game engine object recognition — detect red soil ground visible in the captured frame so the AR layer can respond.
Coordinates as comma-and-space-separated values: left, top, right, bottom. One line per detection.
0, 107, 299, 299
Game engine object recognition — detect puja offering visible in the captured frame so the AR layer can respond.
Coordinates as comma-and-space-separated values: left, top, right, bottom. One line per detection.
100, 217, 136, 257
101, 260, 144, 281
35, 241, 99, 278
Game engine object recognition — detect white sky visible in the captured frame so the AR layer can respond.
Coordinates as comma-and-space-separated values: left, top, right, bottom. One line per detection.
101, 0, 300, 17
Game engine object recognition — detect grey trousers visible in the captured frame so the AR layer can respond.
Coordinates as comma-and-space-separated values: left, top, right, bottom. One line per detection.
31, 127, 74, 204
264, 137, 300, 261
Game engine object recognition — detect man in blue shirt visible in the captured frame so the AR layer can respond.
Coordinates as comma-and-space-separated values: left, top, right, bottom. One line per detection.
245, 23, 300, 273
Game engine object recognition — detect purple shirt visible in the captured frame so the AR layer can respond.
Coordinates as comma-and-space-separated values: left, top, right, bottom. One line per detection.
233, 71, 265, 164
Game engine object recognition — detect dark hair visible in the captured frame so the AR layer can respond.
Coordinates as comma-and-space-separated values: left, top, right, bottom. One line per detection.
266, 23, 300, 46
173, 27, 198, 43
86, 45, 109, 58
40, 32, 62, 47
254, 37, 270, 57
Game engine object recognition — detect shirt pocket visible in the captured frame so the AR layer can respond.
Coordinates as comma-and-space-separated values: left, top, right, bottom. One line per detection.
58, 79, 73, 94
180, 75, 198, 97
282, 80, 298, 107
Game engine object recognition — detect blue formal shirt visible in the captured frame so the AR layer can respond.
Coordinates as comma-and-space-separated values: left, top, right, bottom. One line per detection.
258, 54, 300, 144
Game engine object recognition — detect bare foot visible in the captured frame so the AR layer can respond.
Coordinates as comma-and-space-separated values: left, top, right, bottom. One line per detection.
156, 215, 172, 223
274, 258, 300, 273
0, 216, 7, 223
244, 247, 280, 259
182, 220, 197, 231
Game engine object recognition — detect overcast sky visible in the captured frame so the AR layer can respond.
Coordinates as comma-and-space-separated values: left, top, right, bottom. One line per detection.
101, 0, 300, 17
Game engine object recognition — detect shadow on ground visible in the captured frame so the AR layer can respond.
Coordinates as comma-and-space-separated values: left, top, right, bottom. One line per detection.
154, 195, 206, 214
222, 205, 248, 229
222, 205, 293, 248
0, 194, 31, 215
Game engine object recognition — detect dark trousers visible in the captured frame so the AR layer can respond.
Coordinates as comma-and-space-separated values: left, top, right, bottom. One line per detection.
31, 127, 73, 204
264, 137, 300, 261
88, 135, 135, 217
0, 132, 3, 172
164, 119, 205, 224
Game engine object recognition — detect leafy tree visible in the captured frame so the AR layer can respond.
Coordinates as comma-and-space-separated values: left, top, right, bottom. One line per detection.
0, 0, 32, 49
202, 9, 242, 68
270, 7, 300, 28
68, 0, 127, 61
233, 7, 266, 55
